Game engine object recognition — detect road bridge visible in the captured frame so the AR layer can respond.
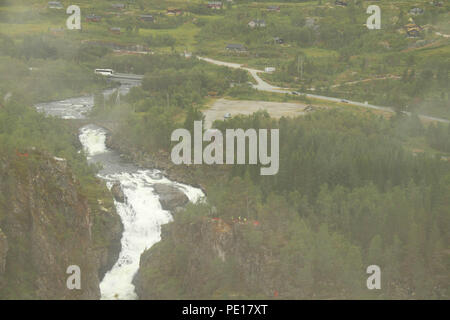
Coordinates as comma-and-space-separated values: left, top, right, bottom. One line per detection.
109, 73, 144, 81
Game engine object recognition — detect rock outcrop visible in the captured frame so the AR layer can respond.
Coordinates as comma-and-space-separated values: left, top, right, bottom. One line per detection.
0, 229, 7, 289
152, 183, 189, 212
91, 200, 123, 282
0, 152, 122, 299
133, 217, 272, 299
111, 182, 126, 203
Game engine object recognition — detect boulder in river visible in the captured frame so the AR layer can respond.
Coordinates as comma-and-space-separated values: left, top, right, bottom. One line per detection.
111, 182, 126, 203
152, 184, 189, 212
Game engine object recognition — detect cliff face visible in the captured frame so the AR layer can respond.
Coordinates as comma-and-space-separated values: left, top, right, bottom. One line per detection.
0, 152, 122, 299
133, 216, 275, 299
0, 228, 7, 290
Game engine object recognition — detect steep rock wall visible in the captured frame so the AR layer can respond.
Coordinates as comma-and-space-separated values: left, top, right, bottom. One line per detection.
0, 152, 122, 299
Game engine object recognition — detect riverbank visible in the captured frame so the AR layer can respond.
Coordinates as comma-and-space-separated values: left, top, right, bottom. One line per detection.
103, 128, 218, 197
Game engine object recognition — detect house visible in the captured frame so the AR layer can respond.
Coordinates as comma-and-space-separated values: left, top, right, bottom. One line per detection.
48, 1, 63, 9
111, 3, 126, 10
265, 37, 283, 44
405, 23, 422, 37
207, 2, 223, 9
248, 19, 266, 28
86, 14, 102, 22
167, 8, 182, 16
139, 15, 154, 22
409, 8, 424, 15
109, 27, 121, 35
335, 0, 347, 6
304, 105, 315, 112
406, 29, 420, 37
267, 6, 280, 12
273, 37, 284, 44
226, 44, 246, 52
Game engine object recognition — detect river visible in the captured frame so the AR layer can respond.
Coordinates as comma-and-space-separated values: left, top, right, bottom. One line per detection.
35, 82, 204, 300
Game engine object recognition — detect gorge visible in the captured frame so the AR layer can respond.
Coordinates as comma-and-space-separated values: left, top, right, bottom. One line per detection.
34, 83, 204, 299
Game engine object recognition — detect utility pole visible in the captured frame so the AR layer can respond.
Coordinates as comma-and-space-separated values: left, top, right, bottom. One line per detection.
301, 57, 304, 81
297, 56, 304, 80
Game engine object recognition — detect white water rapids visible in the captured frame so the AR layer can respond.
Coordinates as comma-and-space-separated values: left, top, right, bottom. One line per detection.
34, 82, 204, 299
79, 126, 204, 300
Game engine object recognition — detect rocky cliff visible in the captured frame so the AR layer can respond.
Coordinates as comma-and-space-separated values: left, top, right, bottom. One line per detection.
0, 152, 122, 299
133, 216, 276, 299
0, 228, 7, 290
152, 183, 189, 213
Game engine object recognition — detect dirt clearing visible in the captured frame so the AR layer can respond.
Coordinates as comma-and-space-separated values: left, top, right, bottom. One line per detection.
204, 98, 310, 128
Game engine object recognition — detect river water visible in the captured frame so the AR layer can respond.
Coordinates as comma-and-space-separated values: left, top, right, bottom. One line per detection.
35, 82, 204, 300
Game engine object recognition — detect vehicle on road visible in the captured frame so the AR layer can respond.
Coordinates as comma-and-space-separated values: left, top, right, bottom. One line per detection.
291, 91, 301, 95
304, 105, 315, 112
224, 112, 231, 119
341, 99, 349, 103
95, 69, 114, 76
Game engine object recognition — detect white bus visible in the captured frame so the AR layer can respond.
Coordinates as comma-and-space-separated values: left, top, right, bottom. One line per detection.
95, 69, 114, 76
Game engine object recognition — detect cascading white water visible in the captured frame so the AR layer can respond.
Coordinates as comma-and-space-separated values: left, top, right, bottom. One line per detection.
79, 127, 107, 158
78, 126, 204, 300
34, 82, 203, 300
34, 96, 94, 119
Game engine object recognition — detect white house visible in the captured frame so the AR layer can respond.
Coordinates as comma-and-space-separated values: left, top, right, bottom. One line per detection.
48, 1, 64, 9
248, 19, 266, 28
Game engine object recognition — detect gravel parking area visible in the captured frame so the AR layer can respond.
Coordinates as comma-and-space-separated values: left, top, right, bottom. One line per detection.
204, 98, 309, 128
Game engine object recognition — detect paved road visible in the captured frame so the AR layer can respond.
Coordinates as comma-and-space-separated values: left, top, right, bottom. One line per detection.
198, 56, 450, 124
110, 73, 144, 81
436, 32, 450, 38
